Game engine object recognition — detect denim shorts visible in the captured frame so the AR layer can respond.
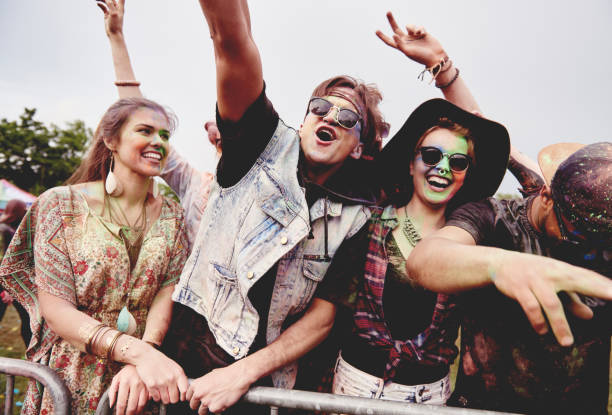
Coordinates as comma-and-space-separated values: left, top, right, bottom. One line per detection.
332, 352, 451, 405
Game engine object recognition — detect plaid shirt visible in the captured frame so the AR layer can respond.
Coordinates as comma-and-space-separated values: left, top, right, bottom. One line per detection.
354, 205, 459, 382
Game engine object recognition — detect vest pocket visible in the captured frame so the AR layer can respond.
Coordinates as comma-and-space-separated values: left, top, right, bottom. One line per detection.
209, 264, 239, 329
291, 258, 331, 313
302, 258, 327, 282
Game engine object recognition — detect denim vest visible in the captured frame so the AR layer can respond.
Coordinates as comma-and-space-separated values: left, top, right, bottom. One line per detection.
172, 119, 370, 388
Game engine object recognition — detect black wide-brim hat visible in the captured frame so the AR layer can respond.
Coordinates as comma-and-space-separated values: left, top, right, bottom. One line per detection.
377, 98, 511, 205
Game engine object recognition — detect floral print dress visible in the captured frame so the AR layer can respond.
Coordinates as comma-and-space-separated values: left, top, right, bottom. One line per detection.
0, 186, 188, 414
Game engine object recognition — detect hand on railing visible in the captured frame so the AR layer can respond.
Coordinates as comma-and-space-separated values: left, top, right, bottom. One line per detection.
107, 365, 149, 415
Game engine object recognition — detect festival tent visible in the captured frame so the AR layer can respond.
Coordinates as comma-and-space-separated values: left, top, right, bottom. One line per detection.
0, 179, 37, 211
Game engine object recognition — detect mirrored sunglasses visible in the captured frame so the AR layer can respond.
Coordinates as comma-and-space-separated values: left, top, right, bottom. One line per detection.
308, 97, 362, 129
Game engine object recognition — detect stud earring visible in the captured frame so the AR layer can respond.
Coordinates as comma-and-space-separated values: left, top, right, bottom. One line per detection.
105, 153, 123, 196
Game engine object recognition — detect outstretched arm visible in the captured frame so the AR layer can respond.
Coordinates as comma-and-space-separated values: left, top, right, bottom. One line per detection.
408, 226, 612, 346
96, 0, 143, 99
376, 11, 479, 112
186, 298, 336, 413
197, 0, 263, 121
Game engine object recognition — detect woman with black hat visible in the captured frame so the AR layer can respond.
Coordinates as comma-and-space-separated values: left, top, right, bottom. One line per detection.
324, 98, 511, 406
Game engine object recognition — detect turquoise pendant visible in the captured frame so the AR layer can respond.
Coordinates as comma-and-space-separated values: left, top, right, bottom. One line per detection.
116, 306, 137, 335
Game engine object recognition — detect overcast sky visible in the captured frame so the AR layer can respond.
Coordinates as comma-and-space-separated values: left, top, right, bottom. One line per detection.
1, 1, 610, 194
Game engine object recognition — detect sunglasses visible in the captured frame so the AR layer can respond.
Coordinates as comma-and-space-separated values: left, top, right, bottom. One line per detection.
418, 146, 471, 172
307, 97, 362, 129
552, 203, 583, 247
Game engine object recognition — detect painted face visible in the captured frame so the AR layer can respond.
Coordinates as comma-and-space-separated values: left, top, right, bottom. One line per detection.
113, 108, 170, 178
299, 94, 363, 176
411, 128, 469, 207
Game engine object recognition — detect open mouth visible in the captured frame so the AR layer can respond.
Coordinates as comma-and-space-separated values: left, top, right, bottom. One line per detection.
315, 126, 337, 142
142, 151, 162, 162
426, 175, 451, 189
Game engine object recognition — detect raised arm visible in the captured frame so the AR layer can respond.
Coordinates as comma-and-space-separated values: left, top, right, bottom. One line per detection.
96, 0, 143, 99
197, 0, 263, 121
408, 226, 612, 346
376, 12, 479, 113
377, 12, 545, 187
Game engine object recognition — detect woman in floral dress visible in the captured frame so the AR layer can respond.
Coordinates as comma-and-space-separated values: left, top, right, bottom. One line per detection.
0, 98, 190, 414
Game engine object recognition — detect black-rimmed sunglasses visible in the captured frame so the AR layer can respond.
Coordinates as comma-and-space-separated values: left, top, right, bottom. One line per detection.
307, 97, 362, 129
552, 202, 582, 247
418, 146, 471, 172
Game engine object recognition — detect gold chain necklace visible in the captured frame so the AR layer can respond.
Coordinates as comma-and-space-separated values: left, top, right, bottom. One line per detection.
401, 206, 422, 248
104, 192, 148, 270
102, 191, 148, 336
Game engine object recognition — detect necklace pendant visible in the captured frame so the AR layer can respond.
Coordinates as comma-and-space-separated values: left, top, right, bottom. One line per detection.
117, 306, 137, 335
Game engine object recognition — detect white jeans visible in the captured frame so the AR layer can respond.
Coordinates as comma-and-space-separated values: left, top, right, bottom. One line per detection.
332, 352, 451, 405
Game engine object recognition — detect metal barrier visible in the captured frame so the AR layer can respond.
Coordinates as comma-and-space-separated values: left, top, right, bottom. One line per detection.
0, 356, 71, 415
0, 356, 518, 415
95, 385, 518, 415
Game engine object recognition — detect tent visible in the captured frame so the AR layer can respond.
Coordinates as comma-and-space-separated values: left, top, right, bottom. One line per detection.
0, 179, 37, 211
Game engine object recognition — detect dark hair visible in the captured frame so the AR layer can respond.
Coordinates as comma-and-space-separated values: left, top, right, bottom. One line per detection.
66, 98, 177, 185
309, 75, 390, 160
551, 142, 612, 241
385, 117, 476, 211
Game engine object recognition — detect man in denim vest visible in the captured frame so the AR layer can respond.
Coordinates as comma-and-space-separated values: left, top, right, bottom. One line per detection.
163, 1, 491, 413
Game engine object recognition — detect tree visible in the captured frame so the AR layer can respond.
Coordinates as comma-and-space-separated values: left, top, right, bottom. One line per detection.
0, 108, 92, 195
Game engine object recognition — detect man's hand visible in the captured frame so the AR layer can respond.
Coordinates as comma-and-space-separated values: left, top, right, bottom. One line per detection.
490, 252, 612, 346
376, 11, 446, 68
96, 0, 125, 37
186, 360, 255, 414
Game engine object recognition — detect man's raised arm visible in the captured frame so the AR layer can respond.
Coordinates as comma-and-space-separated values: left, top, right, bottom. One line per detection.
198, 0, 263, 121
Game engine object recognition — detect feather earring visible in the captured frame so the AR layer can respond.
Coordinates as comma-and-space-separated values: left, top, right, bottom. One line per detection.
105, 153, 123, 196
150, 178, 160, 198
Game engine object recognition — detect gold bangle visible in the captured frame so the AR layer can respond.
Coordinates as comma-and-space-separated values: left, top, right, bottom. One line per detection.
91, 326, 113, 356
107, 331, 124, 360
83, 323, 105, 355
96, 328, 117, 358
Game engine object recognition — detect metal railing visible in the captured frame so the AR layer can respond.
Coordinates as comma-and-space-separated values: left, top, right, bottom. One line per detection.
0, 357, 517, 415
0, 357, 71, 415
95, 385, 518, 415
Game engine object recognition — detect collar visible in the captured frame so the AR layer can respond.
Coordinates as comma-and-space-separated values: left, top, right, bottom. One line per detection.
523, 195, 547, 240
299, 154, 380, 207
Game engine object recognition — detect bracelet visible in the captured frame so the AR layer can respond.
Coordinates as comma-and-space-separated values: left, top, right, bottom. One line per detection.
106, 331, 124, 360
436, 67, 460, 89
418, 56, 450, 84
144, 340, 161, 349
83, 323, 106, 355
114, 80, 141, 87
438, 59, 453, 74
89, 326, 112, 355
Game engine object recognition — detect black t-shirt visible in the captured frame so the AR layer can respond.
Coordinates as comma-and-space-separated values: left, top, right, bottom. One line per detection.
446, 197, 611, 414
315, 218, 450, 385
